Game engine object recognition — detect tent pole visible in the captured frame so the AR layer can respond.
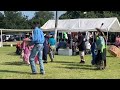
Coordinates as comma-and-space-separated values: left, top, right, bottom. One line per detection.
54, 11, 58, 41
1, 30, 3, 47
32, 31, 33, 36
106, 30, 108, 46
105, 29, 109, 57
70, 32, 73, 49
30, 30, 33, 40
93, 32, 94, 42
62, 32, 63, 39
57, 32, 59, 42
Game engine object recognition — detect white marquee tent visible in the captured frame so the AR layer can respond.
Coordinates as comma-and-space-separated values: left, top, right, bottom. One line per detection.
41, 17, 120, 32
1, 17, 120, 47
41, 17, 120, 47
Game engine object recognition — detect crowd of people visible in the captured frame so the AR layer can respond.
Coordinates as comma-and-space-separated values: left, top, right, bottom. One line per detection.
15, 22, 109, 75
16, 22, 57, 75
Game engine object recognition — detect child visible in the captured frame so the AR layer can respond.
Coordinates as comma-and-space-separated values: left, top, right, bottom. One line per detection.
21, 39, 39, 65
16, 42, 22, 55
21, 38, 31, 65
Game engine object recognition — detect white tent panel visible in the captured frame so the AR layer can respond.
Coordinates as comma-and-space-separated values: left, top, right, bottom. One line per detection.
41, 17, 120, 32
109, 19, 120, 32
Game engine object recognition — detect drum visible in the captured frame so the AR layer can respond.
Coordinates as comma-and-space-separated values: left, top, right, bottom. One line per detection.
108, 45, 120, 57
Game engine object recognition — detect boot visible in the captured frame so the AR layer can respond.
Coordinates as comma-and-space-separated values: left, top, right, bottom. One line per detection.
104, 60, 106, 69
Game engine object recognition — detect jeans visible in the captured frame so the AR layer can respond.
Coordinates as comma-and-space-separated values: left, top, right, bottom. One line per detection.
91, 50, 97, 65
29, 44, 45, 73
49, 45, 56, 61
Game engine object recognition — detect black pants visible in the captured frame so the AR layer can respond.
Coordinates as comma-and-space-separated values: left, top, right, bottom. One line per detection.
16, 48, 21, 55
95, 49, 106, 67
95, 50, 102, 65
43, 48, 48, 61
103, 48, 106, 67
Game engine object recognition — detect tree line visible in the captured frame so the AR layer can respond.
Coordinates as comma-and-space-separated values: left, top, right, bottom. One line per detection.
0, 11, 120, 29
0, 11, 54, 29
59, 11, 120, 20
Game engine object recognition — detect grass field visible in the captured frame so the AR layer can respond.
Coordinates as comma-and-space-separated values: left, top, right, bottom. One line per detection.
0, 46, 120, 79
3, 41, 22, 46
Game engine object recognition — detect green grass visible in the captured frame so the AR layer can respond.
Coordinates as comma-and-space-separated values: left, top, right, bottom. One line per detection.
0, 46, 120, 79
3, 41, 22, 46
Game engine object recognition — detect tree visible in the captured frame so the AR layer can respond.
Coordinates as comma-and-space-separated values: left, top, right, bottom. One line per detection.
3, 11, 30, 29
59, 11, 120, 20
60, 11, 82, 19
0, 12, 5, 28
34, 11, 54, 20
29, 11, 54, 28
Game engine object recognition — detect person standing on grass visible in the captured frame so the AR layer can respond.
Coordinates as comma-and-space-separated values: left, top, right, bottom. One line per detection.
77, 32, 86, 63
29, 22, 45, 75
90, 38, 96, 65
21, 34, 39, 65
48, 34, 56, 62
43, 34, 49, 63
16, 42, 22, 55
95, 28, 106, 69
21, 34, 31, 65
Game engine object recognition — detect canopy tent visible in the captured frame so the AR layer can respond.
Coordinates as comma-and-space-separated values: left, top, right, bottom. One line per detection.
0, 29, 33, 47
41, 17, 120, 47
0, 29, 32, 33
41, 17, 120, 32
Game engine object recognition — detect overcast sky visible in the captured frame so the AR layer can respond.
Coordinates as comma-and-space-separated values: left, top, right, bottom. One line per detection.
0, 11, 66, 19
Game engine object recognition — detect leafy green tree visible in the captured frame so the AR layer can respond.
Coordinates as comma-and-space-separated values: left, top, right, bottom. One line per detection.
0, 12, 5, 28
3, 11, 30, 29
59, 11, 120, 21
29, 11, 54, 28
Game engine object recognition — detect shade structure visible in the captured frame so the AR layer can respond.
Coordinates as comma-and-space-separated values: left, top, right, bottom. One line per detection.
41, 17, 120, 32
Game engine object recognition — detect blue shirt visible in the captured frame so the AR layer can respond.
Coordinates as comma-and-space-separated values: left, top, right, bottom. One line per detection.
48, 37, 56, 46
32, 27, 45, 44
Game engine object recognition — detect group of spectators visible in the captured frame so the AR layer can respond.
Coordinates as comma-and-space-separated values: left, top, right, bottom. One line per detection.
15, 22, 108, 75
16, 22, 57, 75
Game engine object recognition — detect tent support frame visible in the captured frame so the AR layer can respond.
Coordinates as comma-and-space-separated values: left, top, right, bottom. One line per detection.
0, 30, 3, 47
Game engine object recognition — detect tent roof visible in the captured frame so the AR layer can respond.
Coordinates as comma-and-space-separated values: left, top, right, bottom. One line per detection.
41, 17, 120, 32
0, 29, 32, 33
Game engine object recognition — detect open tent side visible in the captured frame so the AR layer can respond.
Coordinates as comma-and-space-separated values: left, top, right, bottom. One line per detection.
41, 17, 120, 47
